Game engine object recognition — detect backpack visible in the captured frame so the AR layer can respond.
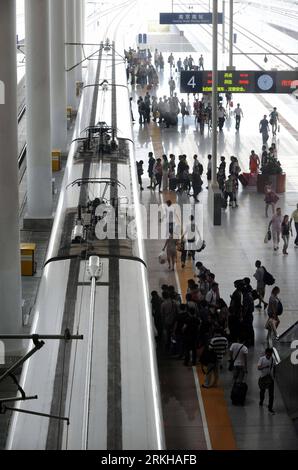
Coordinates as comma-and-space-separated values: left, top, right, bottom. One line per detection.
277, 300, 283, 316
263, 267, 275, 286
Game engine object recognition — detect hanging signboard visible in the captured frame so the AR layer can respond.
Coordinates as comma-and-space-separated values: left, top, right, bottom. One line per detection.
160, 12, 223, 24
180, 70, 298, 93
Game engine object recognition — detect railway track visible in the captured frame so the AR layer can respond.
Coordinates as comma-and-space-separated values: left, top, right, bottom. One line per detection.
177, 0, 298, 71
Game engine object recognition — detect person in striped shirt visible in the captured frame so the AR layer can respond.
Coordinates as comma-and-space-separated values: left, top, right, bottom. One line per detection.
203, 330, 228, 388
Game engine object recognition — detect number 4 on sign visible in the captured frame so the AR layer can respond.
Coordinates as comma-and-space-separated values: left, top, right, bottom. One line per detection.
187, 75, 196, 89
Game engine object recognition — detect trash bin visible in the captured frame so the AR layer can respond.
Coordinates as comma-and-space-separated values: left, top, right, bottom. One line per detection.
20, 243, 36, 276
52, 149, 61, 172
67, 106, 72, 120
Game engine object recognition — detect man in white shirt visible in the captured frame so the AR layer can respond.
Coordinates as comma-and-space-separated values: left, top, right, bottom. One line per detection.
234, 103, 243, 130
181, 215, 202, 267
218, 105, 226, 131
258, 348, 275, 414
161, 200, 181, 238
206, 283, 220, 314
229, 339, 248, 383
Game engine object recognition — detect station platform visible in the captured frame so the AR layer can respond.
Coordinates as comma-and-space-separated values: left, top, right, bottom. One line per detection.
130, 43, 298, 449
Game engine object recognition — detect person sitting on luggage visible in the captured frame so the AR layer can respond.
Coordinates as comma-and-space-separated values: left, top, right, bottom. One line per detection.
229, 336, 248, 383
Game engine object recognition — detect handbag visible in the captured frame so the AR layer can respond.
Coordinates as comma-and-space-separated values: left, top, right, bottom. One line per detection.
196, 240, 206, 253
264, 229, 272, 244
277, 299, 283, 316
158, 250, 167, 265
229, 344, 244, 372
258, 374, 274, 390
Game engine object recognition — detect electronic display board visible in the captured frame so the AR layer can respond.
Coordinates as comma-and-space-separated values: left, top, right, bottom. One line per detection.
180, 71, 298, 93
160, 12, 223, 24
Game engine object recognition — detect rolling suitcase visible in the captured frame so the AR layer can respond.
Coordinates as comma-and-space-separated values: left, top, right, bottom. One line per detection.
231, 382, 248, 406
238, 173, 248, 187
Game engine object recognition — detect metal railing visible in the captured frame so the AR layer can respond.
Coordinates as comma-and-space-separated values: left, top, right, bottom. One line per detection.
273, 321, 298, 420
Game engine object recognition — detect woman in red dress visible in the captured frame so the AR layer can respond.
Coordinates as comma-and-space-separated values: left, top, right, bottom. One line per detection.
249, 150, 260, 174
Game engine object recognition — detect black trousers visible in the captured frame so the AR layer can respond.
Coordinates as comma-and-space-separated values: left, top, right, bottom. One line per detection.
260, 382, 274, 410
218, 117, 225, 130
181, 249, 195, 264
184, 340, 197, 365
295, 222, 298, 246
236, 115, 241, 129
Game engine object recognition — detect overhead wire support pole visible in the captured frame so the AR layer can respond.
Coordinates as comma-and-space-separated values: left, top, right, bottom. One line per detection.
212, 0, 218, 188
222, 0, 226, 53
212, 0, 221, 226
229, 0, 233, 68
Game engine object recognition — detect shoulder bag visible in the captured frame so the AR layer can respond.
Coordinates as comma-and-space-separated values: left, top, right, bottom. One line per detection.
228, 344, 244, 372
258, 359, 274, 389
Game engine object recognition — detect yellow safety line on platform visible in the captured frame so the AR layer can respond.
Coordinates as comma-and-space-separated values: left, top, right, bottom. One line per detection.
148, 122, 237, 450
196, 367, 237, 450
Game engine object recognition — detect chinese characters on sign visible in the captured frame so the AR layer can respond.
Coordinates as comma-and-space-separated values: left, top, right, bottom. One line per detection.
159, 12, 223, 24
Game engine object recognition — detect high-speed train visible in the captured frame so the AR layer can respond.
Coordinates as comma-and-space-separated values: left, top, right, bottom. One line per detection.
6, 30, 164, 450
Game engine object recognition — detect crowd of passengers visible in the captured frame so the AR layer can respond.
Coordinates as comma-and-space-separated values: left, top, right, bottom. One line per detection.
150, 260, 282, 395
125, 47, 159, 88
137, 152, 242, 209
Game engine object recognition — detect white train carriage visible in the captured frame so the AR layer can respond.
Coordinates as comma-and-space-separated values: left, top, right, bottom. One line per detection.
7, 40, 164, 450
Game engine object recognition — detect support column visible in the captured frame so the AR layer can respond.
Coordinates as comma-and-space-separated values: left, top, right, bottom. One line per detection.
212, 0, 221, 226
222, 0, 226, 53
229, 0, 233, 68
76, 0, 83, 84
25, 0, 52, 227
66, 0, 77, 110
50, 0, 67, 154
0, 0, 23, 357
81, 0, 86, 44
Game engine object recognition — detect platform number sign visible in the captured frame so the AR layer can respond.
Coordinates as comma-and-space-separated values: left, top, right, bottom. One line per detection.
187, 75, 197, 89
180, 70, 298, 93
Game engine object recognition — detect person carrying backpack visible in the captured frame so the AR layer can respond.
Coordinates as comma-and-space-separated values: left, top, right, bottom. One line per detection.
254, 260, 268, 310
